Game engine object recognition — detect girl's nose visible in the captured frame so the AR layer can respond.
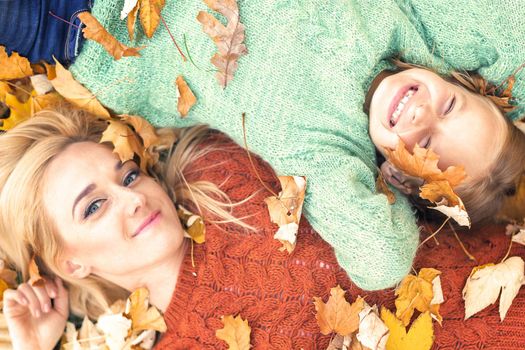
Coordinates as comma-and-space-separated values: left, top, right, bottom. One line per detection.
412, 103, 434, 127
124, 189, 146, 216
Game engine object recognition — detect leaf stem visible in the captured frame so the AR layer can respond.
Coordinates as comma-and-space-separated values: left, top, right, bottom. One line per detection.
501, 233, 514, 263
48, 11, 80, 29
4, 81, 32, 97
241, 113, 278, 197
448, 222, 476, 261
418, 217, 450, 249
160, 14, 186, 62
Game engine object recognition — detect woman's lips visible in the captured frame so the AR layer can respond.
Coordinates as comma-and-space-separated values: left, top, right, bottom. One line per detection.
387, 84, 417, 128
133, 211, 161, 237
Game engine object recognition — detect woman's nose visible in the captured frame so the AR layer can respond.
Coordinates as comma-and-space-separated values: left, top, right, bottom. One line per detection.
411, 103, 435, 127
122, 188, 146, 216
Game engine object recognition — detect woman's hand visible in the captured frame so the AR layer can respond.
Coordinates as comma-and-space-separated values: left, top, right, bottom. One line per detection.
3, 277, 69, 350
380, 161, 424, 196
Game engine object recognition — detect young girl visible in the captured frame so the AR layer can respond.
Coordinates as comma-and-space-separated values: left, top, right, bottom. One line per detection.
0, 109, 383, 349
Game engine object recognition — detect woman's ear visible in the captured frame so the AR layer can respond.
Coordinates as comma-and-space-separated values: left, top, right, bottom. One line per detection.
60, 258, 91, 279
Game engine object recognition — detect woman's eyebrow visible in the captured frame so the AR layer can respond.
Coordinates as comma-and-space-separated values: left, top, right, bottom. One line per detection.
72, 183, 96, 218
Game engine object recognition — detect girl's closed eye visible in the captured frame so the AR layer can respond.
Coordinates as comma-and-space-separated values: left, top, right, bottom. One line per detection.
445, 95, 456, 114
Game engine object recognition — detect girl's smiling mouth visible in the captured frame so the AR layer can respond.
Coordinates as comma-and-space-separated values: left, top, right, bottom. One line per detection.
388, 85, 418, 128
133, 211, 161, 238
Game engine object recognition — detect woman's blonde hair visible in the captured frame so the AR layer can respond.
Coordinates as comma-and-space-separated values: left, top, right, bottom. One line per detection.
387, 59, 525, 225
0, 108, 249, 318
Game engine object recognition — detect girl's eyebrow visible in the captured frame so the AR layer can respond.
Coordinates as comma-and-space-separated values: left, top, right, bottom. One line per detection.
72, 183, 96, 218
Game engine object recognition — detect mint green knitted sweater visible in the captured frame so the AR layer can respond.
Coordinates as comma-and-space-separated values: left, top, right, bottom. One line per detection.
70, 0, 525, 290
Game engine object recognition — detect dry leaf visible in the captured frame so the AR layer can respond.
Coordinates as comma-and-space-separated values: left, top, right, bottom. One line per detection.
430, 202, 470, 227
32, 92, 65, 114
497, 174, 525, 222
395, 268, 442, 326
462, 256, 525, 321
78, 12, 143, 60
97, 312, 132, 350
126, 287, 167, 333
1, 92, 33, 130
121, 0, 139, 19
197, 0, 248, 88
120, 114, 158, 148
0, 46, 33, 80
30, 74, 54, 95
139, 0, 166, 38
215, 314, 251, 350
127, 1, 141, 41
43, 61, 57, 80
313, 285, 365, 336
178, 205, 206, 244
512, 229, 525, 246
78, 316, 105, 348
28, 256, 44, 287
327, 334, 369, 350
0, 260, 18, 288
376, 172, 396, 204
381, 308, 434, 350
356, 302, 388, 350
100, 119, 142, 163
384, 140, 466, 187
265, 176, 306, 253
175, 76, 197, 118
51, 58, 110, 119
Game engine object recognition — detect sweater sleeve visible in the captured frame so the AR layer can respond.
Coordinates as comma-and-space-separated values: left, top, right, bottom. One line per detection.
273, 147, 419, 291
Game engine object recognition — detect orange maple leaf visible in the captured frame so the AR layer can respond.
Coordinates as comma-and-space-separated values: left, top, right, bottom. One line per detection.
216, 314, 251, 350
197, 0, 248, 88
126, 287, 167, 333
0, 46, 33, 80
313, 285, 365, 336
78, 12, 143, 60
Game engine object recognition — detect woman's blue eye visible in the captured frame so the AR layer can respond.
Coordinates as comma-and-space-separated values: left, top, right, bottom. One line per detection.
123, 169, 139, 186
84, 199, 103, 218
445, 96, 456, 114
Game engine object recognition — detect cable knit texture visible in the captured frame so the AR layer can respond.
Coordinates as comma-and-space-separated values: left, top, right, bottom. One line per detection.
155, 134, 525, 350
70, 0, 525, 290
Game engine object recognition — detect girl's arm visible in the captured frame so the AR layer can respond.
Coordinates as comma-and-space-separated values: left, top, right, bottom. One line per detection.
3, 277, 69, 350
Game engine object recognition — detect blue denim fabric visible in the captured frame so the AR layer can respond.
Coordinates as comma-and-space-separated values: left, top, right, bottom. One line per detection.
0, 0, 93, 65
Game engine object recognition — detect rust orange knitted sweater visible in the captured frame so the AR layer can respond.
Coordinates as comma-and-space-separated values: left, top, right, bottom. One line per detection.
155, 134, 525, 349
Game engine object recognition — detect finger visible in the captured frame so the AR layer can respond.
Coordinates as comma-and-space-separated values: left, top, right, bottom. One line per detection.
52, 277, 69, 317
32, 282, 53, 314
2, 289, 28, 309
44, 277, 58, 299
17, 283, 44, 318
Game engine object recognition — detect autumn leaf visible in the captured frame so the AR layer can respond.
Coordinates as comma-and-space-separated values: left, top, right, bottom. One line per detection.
216, 314, 251, 350
32, 92, 65, 114
420, 181, 470, 227
197, 0, 248, 88
97, 312, 132, 350
497, 174, 525, 222
100, 119, 143, 163
30, 74, 54, 96
139, 0, 166, 38
395, 268, 443, 326
376, 171, 396, 204
175, 76, 197, 118
127, 1, 141, 41
0, 46, 33, 80
77, 316, 105, 349
0, 260, 18, 289
43, 61, 57, 80
384, 140, 466, 187
51, 58, 110, 119
462, 256, 525, 321
1, 91, 33, 130
121, 0, 139, 19
511, 229, 525, 246
356, 302, 389, 350
78, 12, 143, 60
265, 176, 306, 253
120, 114, 158, 148
313, 285, 365, 336
126, 287, 167, 333
381, 308, 434, 350
178, 205, 206, 244
28, 256, 44, 287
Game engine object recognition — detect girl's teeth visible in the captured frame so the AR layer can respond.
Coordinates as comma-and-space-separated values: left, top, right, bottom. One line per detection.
390, 88, 416, 126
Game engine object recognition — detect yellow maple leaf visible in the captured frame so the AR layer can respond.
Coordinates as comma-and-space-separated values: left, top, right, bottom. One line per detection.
51, 58, 110, 119
381, 308, 434, 350
384, 140, 466, 188
1, 92, 33, 131
264, 176, 306, 253
126, 287, 167, 333
139, 0, 166, 38
395, 268, 442, 326
78, 12, 143, 60
197, 0, 248, 88
177, 205, 206, 244
216, 314, 251, 350
32, 92, 65, 114
120, 114, 158, 148
100, 119, 142, 162
0, 46, 33, 80
175, 76, 197, 118
313, 285, 365, 336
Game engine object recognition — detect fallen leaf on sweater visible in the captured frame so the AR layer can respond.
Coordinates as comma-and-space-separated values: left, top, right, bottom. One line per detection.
175, 76, 197, 118
97, 312, 132, 350
381, 309, 434, 350
265, 176, 306, 253
327, 334, 371, 350
511, 229, 525, 246
100, 119, 143, 164
356, 302, 389, 350
395, 268, 443, 326
1, 91, 33, 130
384, 140, 466, 187
178, 205, 206, 244
28, 256, 44, 287
121, 0, 139, 19
78, 316, 105, 349
78, 12, 143, 60
376, 171, 396, 204
216, 314, 251, 350
197, 0, 248, 88
462, 256, 525, 321
127, 1, 140, 41
51, 59, 110, 119
313, 285, 365, 336
120, 114, 158, 148
421, 180, 470, 227
32, 92, 65, 114
139, 0, 166, 38
126, 287, 167, 333
0, 46, 33, 80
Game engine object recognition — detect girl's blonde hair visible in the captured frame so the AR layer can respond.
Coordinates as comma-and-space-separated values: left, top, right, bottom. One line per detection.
0, 109, 248, 318
386, 59, 525, 225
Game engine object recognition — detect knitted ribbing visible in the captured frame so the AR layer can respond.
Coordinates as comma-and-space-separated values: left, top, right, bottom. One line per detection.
70, 0, 525, 290
155, 135, 525, 349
